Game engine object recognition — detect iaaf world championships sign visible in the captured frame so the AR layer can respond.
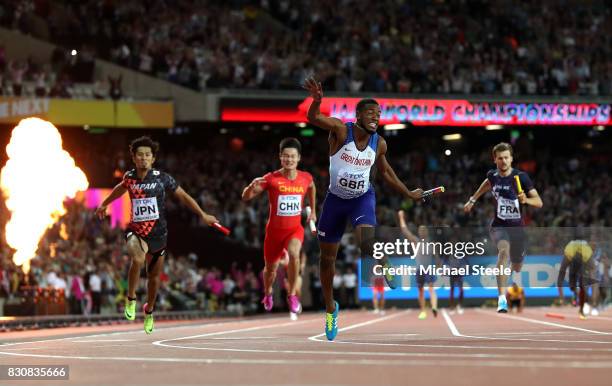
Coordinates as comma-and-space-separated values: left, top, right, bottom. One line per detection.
297, 98, 611, 126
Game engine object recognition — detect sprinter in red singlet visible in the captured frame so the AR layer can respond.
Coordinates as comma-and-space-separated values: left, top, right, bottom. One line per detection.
242, 138, 316, 316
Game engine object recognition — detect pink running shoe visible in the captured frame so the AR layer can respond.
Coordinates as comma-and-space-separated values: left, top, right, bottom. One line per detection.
287, 295, 302, 314
262, 295, 273, 311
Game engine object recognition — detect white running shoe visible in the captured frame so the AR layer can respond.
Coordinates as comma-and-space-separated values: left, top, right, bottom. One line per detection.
457, 305, 464, 315
290, 312, 298, 321
591, 308, 599, 316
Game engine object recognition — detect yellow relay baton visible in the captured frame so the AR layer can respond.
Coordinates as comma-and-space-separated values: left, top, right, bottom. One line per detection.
514, 175, 523, 194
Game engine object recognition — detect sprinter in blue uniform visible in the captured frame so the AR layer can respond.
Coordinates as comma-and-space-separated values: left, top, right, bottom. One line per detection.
464, 142, 543, 313
303, 76, 423, 340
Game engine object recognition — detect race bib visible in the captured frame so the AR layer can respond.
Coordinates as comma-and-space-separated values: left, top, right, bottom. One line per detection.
132, 197, 160, 222
277, 195, 301, 216
336, 170, 368, 197
497, 197, 520, 220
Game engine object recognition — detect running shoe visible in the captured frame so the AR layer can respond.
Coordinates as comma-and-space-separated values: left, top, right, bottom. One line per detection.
381, 259, 398, 289
325, 301, 339, 341
287, 295, 302, 314
262, 294, 273, 311
457, 305, 464, 315
124, 298, 136, 321
143, 303, 154, 334
418, 311, 427, 320
289, 312, 298, 321
497, 295, 508, 313
579, 311, 587, 320
591, 308, 599, 316
432, 308, 438, 318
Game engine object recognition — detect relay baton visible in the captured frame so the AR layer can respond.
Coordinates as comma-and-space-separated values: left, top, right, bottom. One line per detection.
212, 222, 231, 236
421, 186, 445, 199
514, 175, 523, 194
305, 206, 317, 235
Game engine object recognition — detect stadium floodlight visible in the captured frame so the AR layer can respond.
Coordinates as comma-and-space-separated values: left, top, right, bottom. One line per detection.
443, 133, 462, 141
384, 124, 407, 131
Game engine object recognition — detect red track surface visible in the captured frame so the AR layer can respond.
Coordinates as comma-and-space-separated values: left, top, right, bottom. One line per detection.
1, 307, 611, 385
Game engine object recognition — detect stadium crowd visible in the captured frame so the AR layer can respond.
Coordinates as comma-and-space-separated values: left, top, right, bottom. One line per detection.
0, 0, 610, 95
1, 131, 611, 314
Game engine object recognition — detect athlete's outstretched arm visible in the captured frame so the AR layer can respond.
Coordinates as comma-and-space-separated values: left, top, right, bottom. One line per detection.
463, 178, 492, 213
303, 77, 345, 134
376, 138, 422, 200
519, 188, 543, 208
307, 181, 317, 223
241, 177, 267, 202
397, 210, 419, 243
174, 186, 218, 226
95, 182, 127, 219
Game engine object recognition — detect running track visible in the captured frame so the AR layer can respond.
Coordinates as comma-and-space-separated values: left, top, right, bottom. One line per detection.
1, 307, 611, 385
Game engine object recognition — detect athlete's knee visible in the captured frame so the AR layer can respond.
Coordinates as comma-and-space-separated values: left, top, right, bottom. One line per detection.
319, 254, 336, 271
497, 248, 509, 262
512, 263, 522, 272
131, 253, 146, 266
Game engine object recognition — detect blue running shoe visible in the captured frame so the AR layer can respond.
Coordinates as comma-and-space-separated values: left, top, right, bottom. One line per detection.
325, 301, 339, 341
497, 295, 508, 313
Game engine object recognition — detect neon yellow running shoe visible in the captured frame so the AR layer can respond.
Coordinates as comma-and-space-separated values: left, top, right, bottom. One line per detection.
418, 311, 427, 320
124, 298, 136, 321
143, 303, 154, 334
381, 259, 398, 289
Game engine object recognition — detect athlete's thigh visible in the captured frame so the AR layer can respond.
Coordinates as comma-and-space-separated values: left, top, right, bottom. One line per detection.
349, 189, 377, 229
126, 233, 148, 260
317, 193, 349, 244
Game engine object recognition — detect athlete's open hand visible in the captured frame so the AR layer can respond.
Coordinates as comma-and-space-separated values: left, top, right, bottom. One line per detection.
303, 76, 322, 102
95, 205, 107, 220
202, 213, 219, 227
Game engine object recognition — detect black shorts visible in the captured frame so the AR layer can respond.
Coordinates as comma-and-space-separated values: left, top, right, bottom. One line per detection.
509, 299, 521, 309
490, 226, 527, 264
126, 232, 167, 270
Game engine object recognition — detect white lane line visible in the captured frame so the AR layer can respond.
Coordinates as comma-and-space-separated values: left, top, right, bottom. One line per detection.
209, 337, 276, 340
153, 317, 319, 347
489, 332, 562, 335
0, 314, 305, 348
307, 310, 410, 341
442, 309, 612, 345
1, 346, 612, 368
71, 339, 135, 343
475, 309, 612, 335
523, 309, 612, 322
442, 309, 461, 336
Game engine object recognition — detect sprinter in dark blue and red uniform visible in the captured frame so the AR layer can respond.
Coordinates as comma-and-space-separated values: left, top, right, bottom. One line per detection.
464, 142, 543, 313
96, 136, 219, 334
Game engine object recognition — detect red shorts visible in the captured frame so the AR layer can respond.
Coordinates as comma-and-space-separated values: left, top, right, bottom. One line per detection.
372, 286, 385, 295
264, 226, 304, 265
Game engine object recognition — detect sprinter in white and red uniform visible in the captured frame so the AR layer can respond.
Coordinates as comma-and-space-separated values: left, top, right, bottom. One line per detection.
303, 76, 423, 340
96, 136, 219, 334
242, 138, 316, 318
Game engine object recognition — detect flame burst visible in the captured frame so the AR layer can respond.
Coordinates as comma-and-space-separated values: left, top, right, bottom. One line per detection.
0, 118, 88, 272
